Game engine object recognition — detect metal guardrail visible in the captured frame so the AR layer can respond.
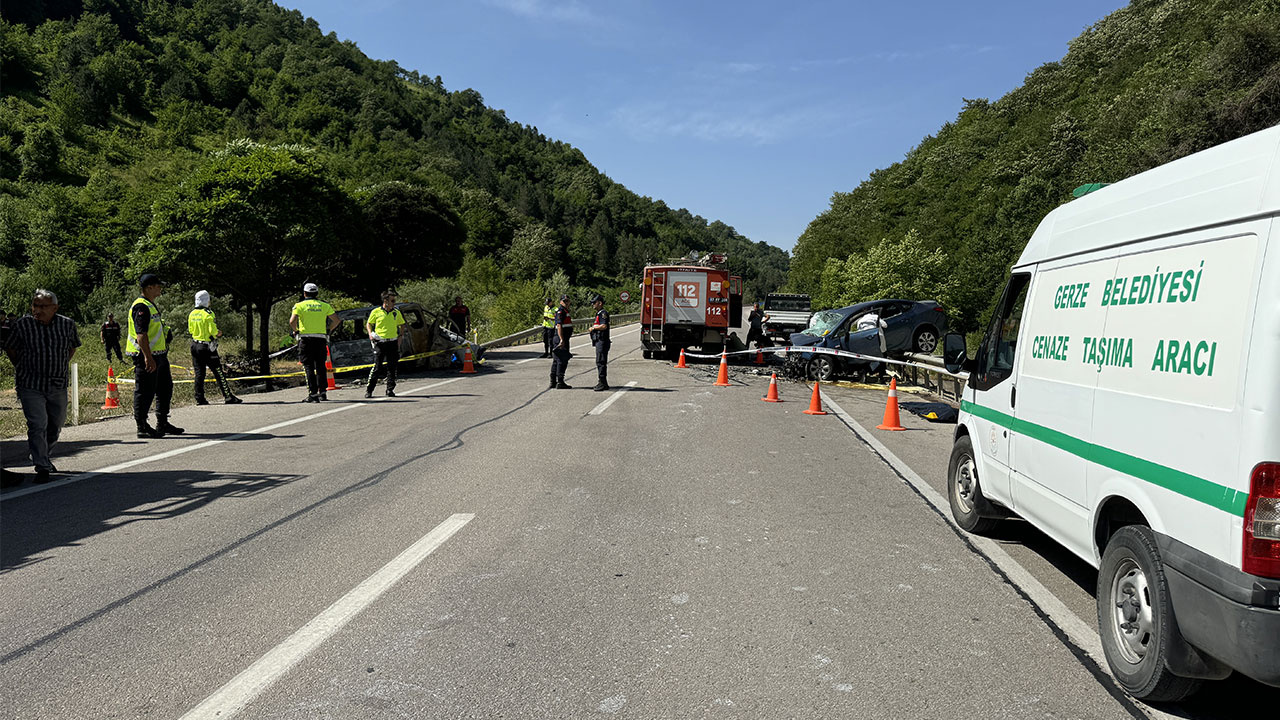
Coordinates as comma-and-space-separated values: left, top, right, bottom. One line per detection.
900, 352, 968, 402
481, 313, 642, 350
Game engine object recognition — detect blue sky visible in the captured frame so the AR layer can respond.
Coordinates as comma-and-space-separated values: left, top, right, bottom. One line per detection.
283, 0, 1129, 252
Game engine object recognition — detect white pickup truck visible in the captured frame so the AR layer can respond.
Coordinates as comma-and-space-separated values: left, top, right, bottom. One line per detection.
762, 293, 812, 340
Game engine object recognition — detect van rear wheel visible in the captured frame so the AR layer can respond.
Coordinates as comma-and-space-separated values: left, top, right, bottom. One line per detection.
1097, 526, 1201, 702
947, 436, 999, 534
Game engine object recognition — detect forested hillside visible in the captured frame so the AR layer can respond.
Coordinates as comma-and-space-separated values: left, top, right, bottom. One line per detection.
0, 0, 789, 340
791, 0, 1280, 331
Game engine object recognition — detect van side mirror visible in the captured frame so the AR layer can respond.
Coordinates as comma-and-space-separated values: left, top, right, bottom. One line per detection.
944, 333, 970, 374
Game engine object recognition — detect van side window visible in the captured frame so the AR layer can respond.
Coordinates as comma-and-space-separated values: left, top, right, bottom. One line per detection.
975, 273, 1031, 391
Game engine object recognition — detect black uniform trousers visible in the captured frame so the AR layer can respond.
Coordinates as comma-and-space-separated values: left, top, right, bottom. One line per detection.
299, 337, 329, 397
542, 327, 553, 355
551, 340, 570, 384
366, 340, 400, 391
191, 341, 233, 400
132, 353, 173, 426
105, 339, 123, 363
594, 340, 610, 385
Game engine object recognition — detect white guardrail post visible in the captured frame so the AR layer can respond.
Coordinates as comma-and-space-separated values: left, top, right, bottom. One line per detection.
70, 362, 80, 426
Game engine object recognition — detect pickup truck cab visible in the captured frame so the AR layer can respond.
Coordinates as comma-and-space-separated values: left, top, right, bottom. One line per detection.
762, 293, 812, 340
945, 125, 1280, 700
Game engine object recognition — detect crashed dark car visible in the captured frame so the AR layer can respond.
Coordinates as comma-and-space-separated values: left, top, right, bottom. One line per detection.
328, 302, 481, 373
787, 299, 947, 381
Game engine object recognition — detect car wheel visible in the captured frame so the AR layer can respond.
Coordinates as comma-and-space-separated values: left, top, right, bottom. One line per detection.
808, 356, 835, 382
1097, 526, 1202, 702
947, 436, 999, 534
914, 327, 939, 354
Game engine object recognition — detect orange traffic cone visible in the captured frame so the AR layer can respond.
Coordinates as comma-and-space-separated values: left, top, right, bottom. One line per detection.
101, 366, 121, 410
714, 349, 731, 387
876, 378, 905, 431
461, 344, 477, 374
762, 372, 782, 402
675, 348, 689, 368
802, 381, 827, 415
325, 347, 342, 391
754, 349, 765, 365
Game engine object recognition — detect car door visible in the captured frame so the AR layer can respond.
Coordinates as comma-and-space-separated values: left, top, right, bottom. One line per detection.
882, 302, 914, 351
966, 273, 1031, 508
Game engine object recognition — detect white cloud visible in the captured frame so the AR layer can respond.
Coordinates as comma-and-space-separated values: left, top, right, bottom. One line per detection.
482, 0, 601, 25
612, 101, 853, 145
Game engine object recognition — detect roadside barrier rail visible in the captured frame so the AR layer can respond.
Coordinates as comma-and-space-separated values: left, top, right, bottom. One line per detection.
481, 313, 641, 350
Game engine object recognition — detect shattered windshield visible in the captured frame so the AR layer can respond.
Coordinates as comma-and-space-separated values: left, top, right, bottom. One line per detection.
804, 310, 844, 337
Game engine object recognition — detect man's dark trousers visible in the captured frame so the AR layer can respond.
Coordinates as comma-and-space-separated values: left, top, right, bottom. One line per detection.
133, 354, 173, 425
191, 341, 232, 401
594, 340, 609, 386
551, 340, 570, 384
299, 337, 329, 397
542, 327, 553, 356
105, 339, 123, 363
367, 340, 400, 392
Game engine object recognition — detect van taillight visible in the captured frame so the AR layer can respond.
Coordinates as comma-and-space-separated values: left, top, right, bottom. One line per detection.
1244, 463, 1280, 578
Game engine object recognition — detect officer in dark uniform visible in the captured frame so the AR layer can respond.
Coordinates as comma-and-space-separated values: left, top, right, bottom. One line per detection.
550, 294, 572, 389
589, 294, 610, 391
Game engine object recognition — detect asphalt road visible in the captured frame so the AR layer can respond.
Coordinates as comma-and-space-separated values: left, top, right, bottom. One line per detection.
0, 323, 1269, 718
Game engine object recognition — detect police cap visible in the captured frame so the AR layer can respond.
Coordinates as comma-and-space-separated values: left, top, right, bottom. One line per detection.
139, 273, 164, 288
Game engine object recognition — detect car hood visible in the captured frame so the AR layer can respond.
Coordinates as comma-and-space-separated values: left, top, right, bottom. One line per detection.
789, 332, 825, 347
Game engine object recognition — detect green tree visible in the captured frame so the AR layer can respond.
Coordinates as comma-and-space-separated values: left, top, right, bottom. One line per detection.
140, 140, 351, 375
817, 230, 961, 313
347, 180, 465, 299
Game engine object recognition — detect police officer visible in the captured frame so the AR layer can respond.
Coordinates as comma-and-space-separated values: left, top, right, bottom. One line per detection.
540, 297, 555, 358
288, 282, 339, 403
188, 290, 242, 406
129, 274, 184, 439
550, 294, 572, 389
589, 294, 610, 391
365, 290, 405, 398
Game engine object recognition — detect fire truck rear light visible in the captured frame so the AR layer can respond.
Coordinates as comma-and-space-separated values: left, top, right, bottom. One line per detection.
1243, 463, 1280, 578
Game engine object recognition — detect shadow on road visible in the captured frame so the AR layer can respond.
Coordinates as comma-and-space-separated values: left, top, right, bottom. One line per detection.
0, 468, 301, 574
0, 438, 131, 468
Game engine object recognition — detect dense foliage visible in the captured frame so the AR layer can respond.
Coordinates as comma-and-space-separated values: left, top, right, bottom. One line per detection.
0, 0, 789, 340
792, 0, 1280, 331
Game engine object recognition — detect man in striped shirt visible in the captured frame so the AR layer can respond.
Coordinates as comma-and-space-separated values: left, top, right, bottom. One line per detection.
3, 289, 80, 486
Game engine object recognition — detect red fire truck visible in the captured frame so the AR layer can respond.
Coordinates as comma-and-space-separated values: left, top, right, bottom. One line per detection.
640, 253, 743, 358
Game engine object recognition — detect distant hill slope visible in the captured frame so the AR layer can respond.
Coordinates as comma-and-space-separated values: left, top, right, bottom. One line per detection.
790, 0, 1280, 330
0, 0, 788, 318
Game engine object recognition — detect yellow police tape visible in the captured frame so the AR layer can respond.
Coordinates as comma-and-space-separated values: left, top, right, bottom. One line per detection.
115, 346, 474, 384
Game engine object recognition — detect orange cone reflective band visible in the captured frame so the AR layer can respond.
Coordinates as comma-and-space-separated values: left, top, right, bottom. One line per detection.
763, 372, 782, 402
461, 344, 477, 374
102, 366, 122, 410
325, 347, 342, 390
714, 349, 731, 386
803, 381, 826, 415
675, 348, 689, 368
876, 378, 905, 431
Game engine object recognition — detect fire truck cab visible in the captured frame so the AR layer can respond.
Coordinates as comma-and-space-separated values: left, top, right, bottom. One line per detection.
640, 253, 743, 358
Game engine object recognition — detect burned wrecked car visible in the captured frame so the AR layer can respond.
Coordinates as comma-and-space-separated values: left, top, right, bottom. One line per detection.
328, 302, 481, 371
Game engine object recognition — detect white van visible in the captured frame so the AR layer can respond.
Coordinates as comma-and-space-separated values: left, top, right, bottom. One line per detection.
944, 125, 1280, 701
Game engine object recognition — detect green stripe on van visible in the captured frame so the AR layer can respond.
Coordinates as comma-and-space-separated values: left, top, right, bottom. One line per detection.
960, 400, 1248, 517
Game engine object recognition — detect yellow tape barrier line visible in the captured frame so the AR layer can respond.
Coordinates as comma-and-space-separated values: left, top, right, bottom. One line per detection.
115, 346, 469, 384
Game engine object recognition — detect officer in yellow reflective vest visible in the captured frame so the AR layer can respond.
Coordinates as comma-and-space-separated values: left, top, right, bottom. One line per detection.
288, 282, 339, 403
540, 297, 555, 358
188, 290, 242, 406
364, 290, 406, 398
128, 274, 184, 439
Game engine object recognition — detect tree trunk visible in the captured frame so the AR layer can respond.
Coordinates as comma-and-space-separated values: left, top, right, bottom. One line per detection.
245, 305, 254, 356
258, 298, 272, 384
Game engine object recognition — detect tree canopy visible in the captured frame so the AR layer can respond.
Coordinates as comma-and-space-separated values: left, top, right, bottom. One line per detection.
0, 0, 790, 321
790, 0, 1280, 331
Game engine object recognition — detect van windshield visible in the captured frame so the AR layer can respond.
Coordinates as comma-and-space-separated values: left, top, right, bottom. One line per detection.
804, 310, 844, 336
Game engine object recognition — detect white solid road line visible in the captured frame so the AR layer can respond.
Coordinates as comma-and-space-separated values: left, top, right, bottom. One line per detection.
179, 512, 474, 720
3, 377, 465, 500
819, 392, 1176, 720
588, 381, 638, 415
